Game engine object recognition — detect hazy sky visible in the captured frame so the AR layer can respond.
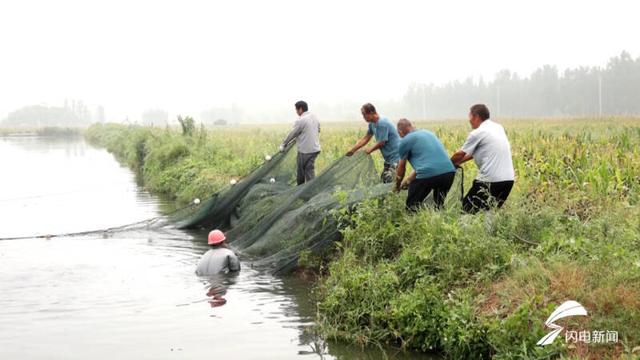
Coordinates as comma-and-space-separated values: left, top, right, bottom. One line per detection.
1, 0, 638, 121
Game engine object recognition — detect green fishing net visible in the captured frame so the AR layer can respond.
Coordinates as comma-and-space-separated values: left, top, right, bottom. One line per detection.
173, 144, 463, 274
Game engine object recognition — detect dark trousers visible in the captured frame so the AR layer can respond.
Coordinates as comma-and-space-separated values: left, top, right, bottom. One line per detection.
381, 162, 397, 184
297, 151, 320, 185
462, 180, 514, 214
406, 172, 456, 211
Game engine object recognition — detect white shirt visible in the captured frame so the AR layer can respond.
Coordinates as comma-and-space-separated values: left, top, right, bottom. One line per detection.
461, 119, 515, 182
196, 247, 241, 276
281, 111, 321, 154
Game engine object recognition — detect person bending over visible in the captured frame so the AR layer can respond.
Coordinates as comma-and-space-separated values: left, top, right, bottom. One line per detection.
450, 104, 515, 213
395, 119, 456, 210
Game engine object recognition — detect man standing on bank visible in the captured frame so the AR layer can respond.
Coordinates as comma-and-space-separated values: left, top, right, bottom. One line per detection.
450, 104, 515, 213
280, 100, 321, 185
395, 119, 457, 210
346, 103, 401, 183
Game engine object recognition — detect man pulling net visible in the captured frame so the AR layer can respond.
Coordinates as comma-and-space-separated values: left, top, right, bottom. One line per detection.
346, 103, 401, 183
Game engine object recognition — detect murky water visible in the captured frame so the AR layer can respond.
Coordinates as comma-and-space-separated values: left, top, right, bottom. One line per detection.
0, 135, 431, 359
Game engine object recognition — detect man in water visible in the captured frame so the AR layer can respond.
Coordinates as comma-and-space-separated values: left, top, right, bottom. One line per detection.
196, 229, 241, 276
280, 100, 321, 185
346, 103, 400, 183
395, 119, 457, 210
450, 104, 515, 213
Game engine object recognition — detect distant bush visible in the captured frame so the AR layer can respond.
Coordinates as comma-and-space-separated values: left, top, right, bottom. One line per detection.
177, 115, 195, 136
2, 105, 89, 128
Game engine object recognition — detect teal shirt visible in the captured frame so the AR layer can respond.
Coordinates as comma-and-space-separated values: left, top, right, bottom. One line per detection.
398, 129, 455, 179
367, 117, 400, 164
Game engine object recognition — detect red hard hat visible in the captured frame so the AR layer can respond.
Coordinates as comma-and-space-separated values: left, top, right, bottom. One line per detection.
208, 229, 226, 245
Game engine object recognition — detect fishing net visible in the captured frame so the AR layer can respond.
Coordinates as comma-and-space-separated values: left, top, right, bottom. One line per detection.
0, 142, 464, 274
171, 144, 464, 274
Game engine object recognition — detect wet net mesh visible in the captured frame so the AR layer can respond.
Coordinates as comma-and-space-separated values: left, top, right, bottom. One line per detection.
168, 144, 464, 274
1, 143, 463, 274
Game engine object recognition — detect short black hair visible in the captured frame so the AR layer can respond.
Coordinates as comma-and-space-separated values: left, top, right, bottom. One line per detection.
470, 104, 490, 121
295, 101, 308, 112
361, 103, 377, 115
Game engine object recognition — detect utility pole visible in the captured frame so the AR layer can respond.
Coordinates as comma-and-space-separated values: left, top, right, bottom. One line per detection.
598, 74, 603, 117
496, 85, 501, 118
422, 85, 427, 120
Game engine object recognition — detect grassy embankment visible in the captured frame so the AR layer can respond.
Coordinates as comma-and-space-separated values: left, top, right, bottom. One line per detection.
85, 119, 640, 359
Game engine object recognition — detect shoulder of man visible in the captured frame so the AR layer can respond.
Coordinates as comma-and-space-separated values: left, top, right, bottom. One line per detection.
309, 113, 320, 124
468, 125, 485, 137
379, 116, 392, 125
301, 111, 314, 119
490, 119, 507, 132
408, 129, 423, 138
482, 119, 506, 135
226, 248, 239, 260
484, 119, 500, 129
462, 126, 485, 148
202, 248, 214, 256
419, 128, 434, 137
382, 118, 397, 132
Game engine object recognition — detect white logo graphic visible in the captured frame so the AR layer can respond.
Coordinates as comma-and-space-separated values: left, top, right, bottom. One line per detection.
537, 300, 588, 346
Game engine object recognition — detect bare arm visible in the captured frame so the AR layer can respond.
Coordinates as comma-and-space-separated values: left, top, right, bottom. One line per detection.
451, 150, 473, 167
346, 133, 373, 156
365, 140, 386, 155
402, 170, 417, 188
394, 159, 407, 191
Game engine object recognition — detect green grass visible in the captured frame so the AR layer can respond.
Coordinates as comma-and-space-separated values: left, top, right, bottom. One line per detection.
318, 195, 640, 359
85, 118, 640, 359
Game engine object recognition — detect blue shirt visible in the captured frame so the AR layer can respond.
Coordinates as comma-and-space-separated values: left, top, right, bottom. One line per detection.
398, 129, 455, 179
367, 117, 400, 164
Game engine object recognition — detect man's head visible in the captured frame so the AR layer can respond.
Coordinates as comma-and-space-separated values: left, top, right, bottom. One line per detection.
208, 229, 226, 247
396, 118, 414, 138
469, 104, 490, 129
360, 103, 379, 123
295, 101, 308, 116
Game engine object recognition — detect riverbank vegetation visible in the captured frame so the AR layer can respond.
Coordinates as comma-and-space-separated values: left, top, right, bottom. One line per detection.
85, 122, 363, 203
85, 118, 640, 359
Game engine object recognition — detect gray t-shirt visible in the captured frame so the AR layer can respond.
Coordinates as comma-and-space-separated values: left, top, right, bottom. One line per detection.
461, 119, 515, 182
196, 247, 241, 276
281, 111, 321, 154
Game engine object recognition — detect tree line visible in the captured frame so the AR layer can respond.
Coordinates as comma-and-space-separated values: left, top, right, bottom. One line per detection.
1, 99, 105, 128
402, 51, 640, 119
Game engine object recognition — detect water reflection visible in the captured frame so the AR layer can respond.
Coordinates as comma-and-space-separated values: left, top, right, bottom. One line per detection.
1, 134, 84, 153
203, 274, 239, 308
